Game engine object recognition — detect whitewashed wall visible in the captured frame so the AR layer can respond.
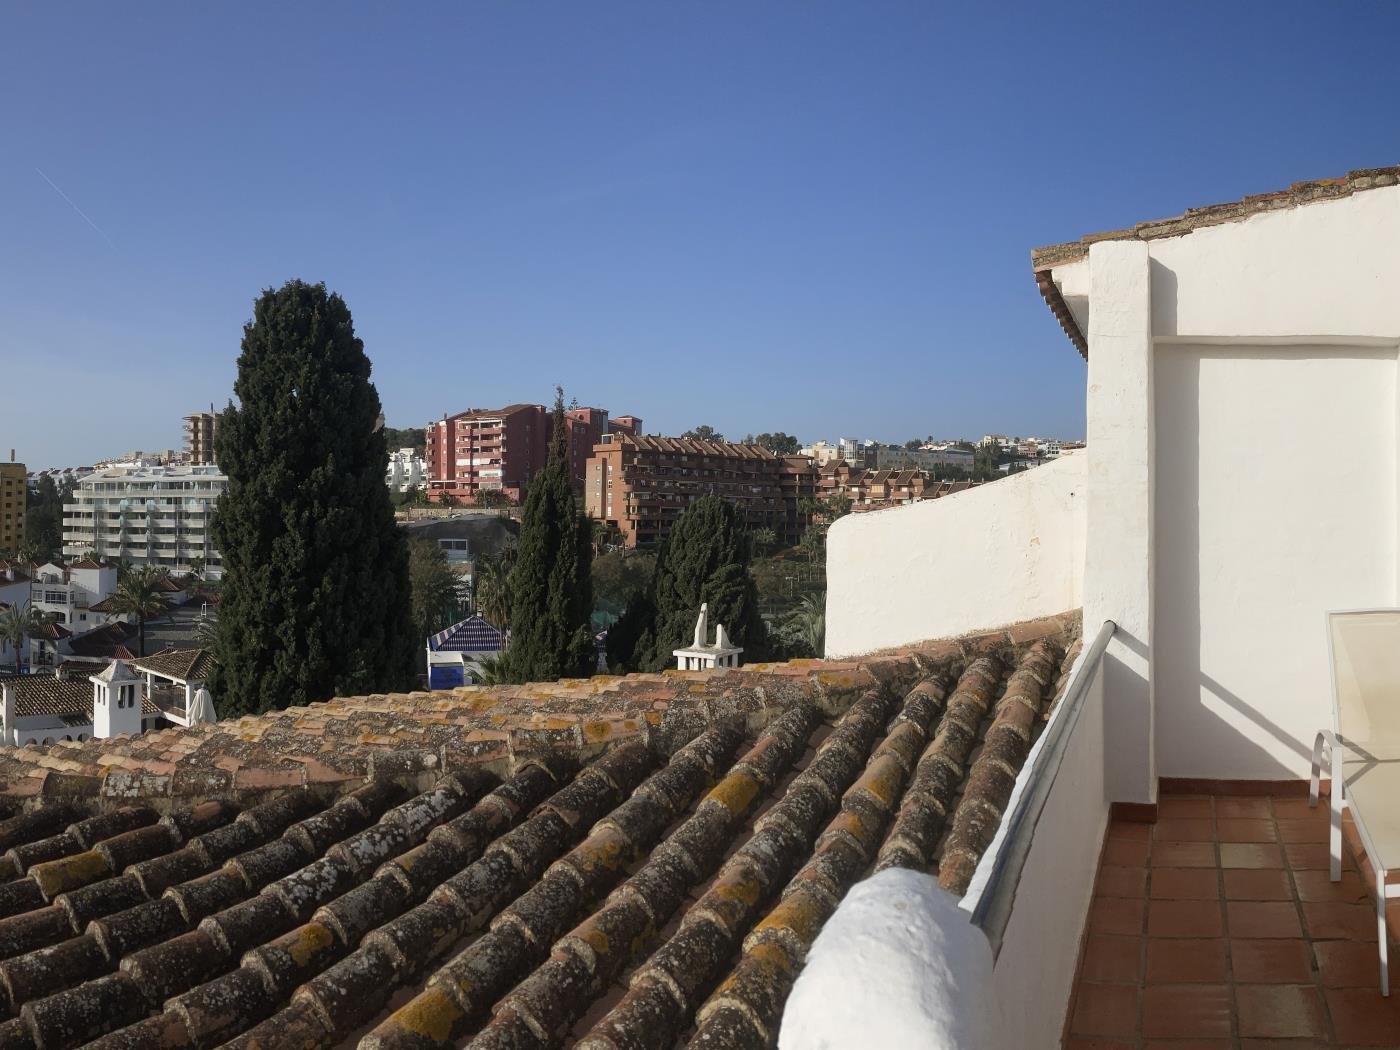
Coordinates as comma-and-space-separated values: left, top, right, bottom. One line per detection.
982, 659, 1108, 1048
824, 454, 1085, 658
1060, 181, 1400, 791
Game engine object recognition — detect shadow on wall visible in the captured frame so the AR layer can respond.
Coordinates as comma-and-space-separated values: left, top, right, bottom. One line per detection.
1151, 343, 1396, 781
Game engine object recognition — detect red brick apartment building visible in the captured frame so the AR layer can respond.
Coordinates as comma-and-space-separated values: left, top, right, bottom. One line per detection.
585, 434, 810, 548
426, 405, 640, 505
426, 404, 547, 505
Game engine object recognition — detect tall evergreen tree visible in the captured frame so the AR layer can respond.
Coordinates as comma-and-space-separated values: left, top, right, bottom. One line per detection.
635, 494, 767, 671
499, 389, 595, 682
209, 280, 416, 715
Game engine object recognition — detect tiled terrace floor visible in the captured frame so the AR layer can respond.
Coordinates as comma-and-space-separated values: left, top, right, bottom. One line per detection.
1065, 793, 1400, 1049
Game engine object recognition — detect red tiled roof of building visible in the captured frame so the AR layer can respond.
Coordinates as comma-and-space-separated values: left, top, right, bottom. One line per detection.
0, 612, 1079, 1050
30, 622, 72, 642
130, 648, 214, 683
605, 433, 779, 460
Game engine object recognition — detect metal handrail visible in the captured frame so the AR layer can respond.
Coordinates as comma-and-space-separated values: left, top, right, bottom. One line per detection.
969, 618, 1117, 957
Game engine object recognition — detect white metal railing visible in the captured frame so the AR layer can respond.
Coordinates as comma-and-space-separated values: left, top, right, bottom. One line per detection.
968, 618, 1116, 957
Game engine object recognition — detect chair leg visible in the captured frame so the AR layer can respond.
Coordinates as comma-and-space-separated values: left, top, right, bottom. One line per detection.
1330, 743, 1344, 882
1378, 876, 1390, 997
1311, 731, 1326, 807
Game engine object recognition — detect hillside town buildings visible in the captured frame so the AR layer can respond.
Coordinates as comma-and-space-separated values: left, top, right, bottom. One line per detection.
425, 403, 640, 505
61, 464, 227, 578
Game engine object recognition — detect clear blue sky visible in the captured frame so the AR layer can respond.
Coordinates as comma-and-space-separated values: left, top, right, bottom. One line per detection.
5, 3, 1399, 468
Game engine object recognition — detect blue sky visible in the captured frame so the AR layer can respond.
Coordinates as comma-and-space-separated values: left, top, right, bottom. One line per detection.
4, 3, 1399, 468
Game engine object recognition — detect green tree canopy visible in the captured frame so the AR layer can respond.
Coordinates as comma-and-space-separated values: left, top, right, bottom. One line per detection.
107, 565, 169, 658
681, 425, 724, 443
591, 549, 655, 617
633, 494, 767, 671
381, 426, 426, 452
408, 539, 461, 641
752, 432, 800, 455
209, 280, 417, 715
23, 475, 70, 563
498, 389, 595, 682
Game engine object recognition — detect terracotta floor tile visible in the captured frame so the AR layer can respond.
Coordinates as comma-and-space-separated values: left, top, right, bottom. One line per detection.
1081, 935, 1143, 984
1303, 901, 1378, 941
1071, 983, 1139, 1038
1149, 899, 1224, 938
1277, 818, 1329, 843
1153, 841, 1217, 868
1272, 797, 1328, 820
1216, 797, 1272, 818
1314, 938, 1385, 988
1227, 901, 1304, 939
1235, 984, 1326, 1038
1140, 984, 1231, 1039
1096, 865, 1148, 899
1158, 797, 1213, 819
1221, 842, 1285, 869
1145, 1043, 1231, 1050
1217, 818, 1278, 843
1286, 842, 1344, 870
1223, 869, 1292, 901
1154, 819, 1214, 842
1064, 1040, 1134, 1050
1145, 937, 1227, 983
1090, 896, 1146, 937
1293, 868, 1369, 903
1108, 820, 1152, 841
1104, 837, 1151, 867
1229, 938, 1313, 983
1238, 1041, 1329, 1050
1325, 985, 1400, 1045
1151, 868, 1220, 900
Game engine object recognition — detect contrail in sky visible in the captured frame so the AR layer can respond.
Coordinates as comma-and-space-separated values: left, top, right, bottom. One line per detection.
35, 167, 117, 249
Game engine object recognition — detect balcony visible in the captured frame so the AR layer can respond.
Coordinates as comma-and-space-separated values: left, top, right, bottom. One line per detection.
1066, 789, 1400, 1046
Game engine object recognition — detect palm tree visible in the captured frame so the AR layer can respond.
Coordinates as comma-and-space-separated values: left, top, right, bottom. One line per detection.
106, 566, 169, 658
783, 593, 826, 657
0, 600, 46, 674
473, 555, 512, 630
471, 652, 509, 686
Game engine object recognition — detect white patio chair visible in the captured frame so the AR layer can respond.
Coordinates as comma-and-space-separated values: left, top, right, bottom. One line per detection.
1311, 609, 1400, 996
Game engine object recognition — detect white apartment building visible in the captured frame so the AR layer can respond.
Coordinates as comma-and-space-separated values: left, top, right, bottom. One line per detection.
29, 559, 117, 630
62, 464, 227, 579
868, 444, 976, 472
797, 441, 844, 466
386, 447, 425, 492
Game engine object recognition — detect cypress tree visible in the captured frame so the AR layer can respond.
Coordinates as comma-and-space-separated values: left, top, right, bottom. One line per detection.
209, 280, 416, 715
635, 494, 767, 671
499, 389, 596, 682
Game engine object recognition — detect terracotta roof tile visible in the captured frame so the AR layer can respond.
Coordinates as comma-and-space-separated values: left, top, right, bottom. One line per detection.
0, 611, 1082, 1049
128, 650, 213, 684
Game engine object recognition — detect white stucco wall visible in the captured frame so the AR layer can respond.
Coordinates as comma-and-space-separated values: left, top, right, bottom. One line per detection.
824, 454, 1086, 658
1066, 182, 1400, 790
1154, 346, 1397, 778
980, 659, 1108, 1048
